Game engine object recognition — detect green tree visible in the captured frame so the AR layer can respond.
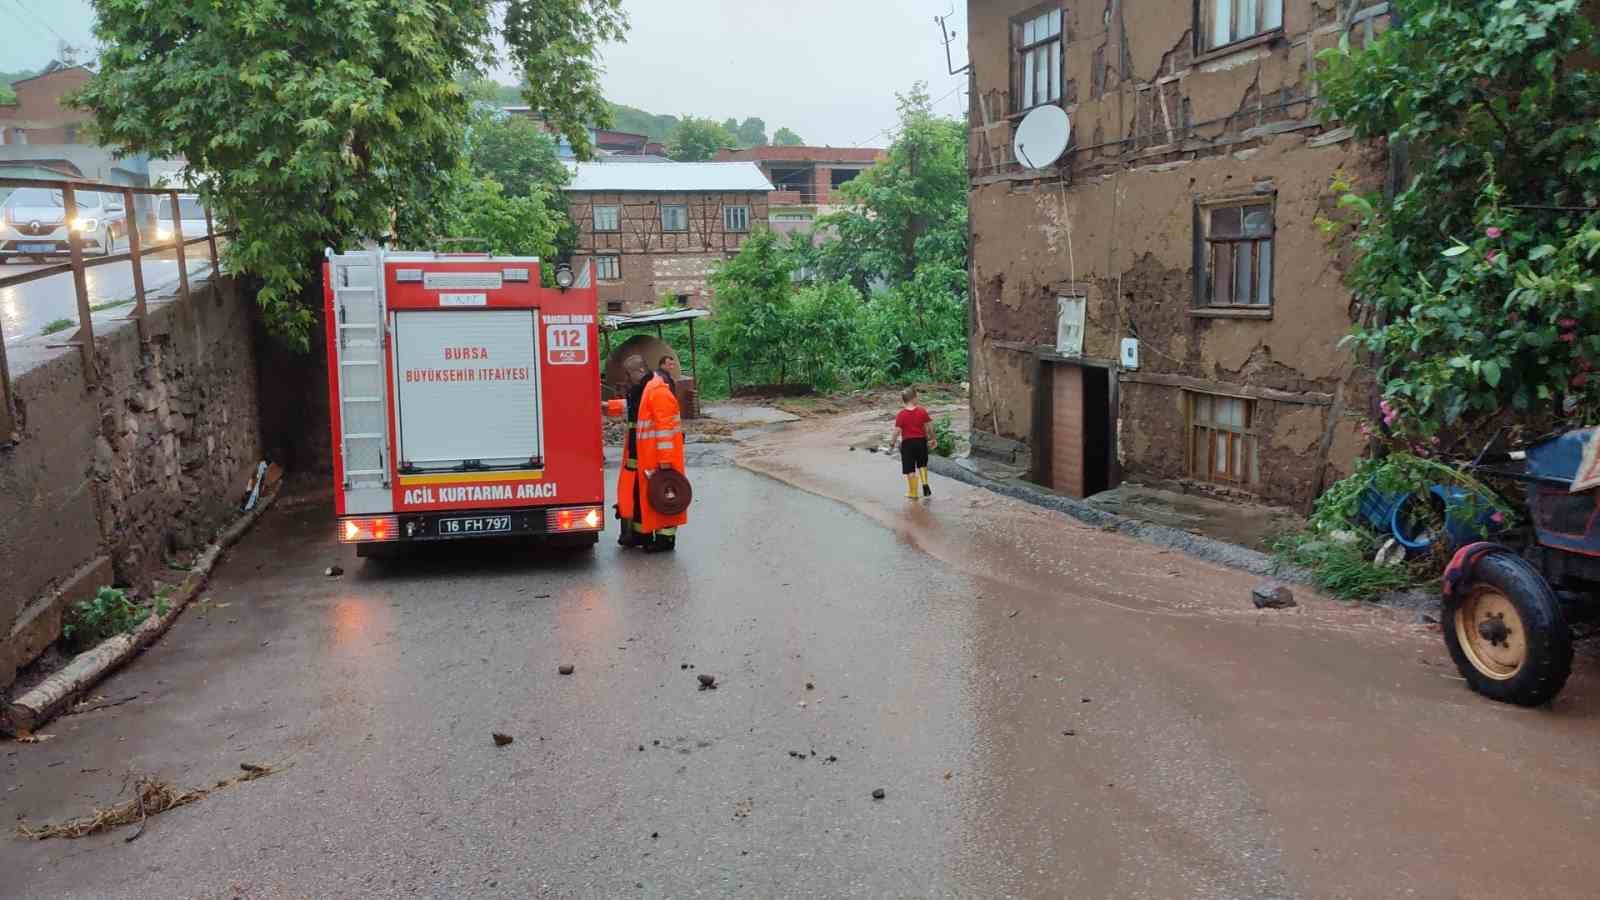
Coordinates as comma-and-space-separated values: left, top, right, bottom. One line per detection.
736, 117, 768, 148
466, 113, 566, 198
75, 0, 627, 349
0, 68, 39, 105
438, 173, 560, 262
667, 116, 737, 161
772, 126, 804, 146
608, 101, 678, 142
708, 229, 796, 382
454, 108, 572, 269
817, 83, 967, 287
1316, 0, 1600, 437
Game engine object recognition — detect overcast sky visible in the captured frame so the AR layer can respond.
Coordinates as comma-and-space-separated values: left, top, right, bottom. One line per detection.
1, 0, 969, 147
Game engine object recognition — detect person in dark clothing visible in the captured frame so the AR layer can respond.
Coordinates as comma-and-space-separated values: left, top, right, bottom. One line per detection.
602, 355, 652, 547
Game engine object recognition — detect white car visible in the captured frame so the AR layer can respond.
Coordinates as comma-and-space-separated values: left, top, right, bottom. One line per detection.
0, 187, 127, 263
155, 194, 210, 245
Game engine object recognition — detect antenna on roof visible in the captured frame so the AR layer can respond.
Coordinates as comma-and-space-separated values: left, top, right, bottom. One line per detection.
1012, 105, 1071, 170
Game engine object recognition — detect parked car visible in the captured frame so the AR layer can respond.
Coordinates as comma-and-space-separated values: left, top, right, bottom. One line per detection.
155, 193, 209, 245
0, 186, 128, 263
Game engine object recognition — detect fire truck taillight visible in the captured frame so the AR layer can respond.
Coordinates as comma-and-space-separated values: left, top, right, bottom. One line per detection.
339, 516, 399, 543
548, 506, 604, 532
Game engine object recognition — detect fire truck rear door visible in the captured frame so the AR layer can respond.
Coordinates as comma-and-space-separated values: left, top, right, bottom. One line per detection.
391, 309, 544, 472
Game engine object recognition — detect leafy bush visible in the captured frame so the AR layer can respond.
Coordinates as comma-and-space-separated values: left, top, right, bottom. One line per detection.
62, 587, 150, 650
1316, 0, 1600, 439
705, 84, 968, 393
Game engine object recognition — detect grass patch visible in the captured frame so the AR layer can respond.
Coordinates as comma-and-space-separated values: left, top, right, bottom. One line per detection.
1271, 531, 1426, 601
89, 299, 133, 313
41, 318, 74, 336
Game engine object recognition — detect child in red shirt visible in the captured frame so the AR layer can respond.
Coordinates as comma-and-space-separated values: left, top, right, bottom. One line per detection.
890, 387, 936, 499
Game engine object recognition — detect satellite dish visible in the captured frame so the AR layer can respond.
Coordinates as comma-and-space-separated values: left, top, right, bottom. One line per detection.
1012, 105, 1071, 169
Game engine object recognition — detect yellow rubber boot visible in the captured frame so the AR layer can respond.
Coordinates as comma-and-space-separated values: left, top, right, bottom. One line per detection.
905, 474, 919, 499
919, 467, 931, 497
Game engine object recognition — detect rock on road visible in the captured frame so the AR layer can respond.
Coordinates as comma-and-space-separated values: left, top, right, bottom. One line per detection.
2, 424, 1599, 899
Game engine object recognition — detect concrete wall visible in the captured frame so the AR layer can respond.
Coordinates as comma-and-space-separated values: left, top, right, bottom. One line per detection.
568, 190, 770, 312
965, 0, 1385, 508
1, 276, 261, 690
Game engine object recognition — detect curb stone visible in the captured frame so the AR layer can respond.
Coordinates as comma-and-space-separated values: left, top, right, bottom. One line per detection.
1, 482, 283, 737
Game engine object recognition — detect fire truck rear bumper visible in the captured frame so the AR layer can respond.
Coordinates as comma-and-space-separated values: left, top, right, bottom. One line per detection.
338, 505, 604, 545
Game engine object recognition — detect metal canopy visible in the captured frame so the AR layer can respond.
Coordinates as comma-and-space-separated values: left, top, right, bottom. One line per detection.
602, 308, 710, 332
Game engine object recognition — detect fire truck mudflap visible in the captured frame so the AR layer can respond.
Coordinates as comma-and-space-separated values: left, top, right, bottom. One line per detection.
324, 250, 604, 555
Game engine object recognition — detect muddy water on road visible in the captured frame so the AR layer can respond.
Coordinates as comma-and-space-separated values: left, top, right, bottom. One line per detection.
740, 409, 1600, 899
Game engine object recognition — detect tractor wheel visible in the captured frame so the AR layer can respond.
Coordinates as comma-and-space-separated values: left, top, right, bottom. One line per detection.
1442, 553, 1572, 706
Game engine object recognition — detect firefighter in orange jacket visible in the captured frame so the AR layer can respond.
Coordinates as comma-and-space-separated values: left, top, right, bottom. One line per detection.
602, 355, 687, 551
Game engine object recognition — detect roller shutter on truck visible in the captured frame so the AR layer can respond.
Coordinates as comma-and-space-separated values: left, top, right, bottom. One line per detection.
391, 309, 544, 472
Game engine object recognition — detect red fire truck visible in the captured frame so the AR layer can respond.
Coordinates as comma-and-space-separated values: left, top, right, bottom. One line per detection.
323, 249, 604, 557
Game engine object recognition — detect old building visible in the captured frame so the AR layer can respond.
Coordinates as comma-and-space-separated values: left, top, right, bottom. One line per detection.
0, 62, 154, 186
714, 146, 885, 236
964, 0, 1389, 508
501, 109, 668, 159
565, 162, 773, 312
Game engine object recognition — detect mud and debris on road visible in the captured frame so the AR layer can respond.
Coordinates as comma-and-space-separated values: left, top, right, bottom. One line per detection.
2, 400, 1598, 899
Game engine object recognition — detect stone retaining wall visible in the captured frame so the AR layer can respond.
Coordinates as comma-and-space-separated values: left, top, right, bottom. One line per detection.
1, 276, 261, 691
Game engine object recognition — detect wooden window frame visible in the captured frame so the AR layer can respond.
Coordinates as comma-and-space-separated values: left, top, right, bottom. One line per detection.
660, 203, 688, 233
593, 204, 620, 233
723, 204, 750, 233
1194, 196, 1275, 314
1185, 391, 1259, 486
1008, 4, 1065, 116
595, 254, 621, 282
1193, 0, 1285, 58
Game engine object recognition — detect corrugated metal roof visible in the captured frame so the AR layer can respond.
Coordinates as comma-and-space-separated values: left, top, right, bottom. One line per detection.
603, 308, 712, 331
565, 162, 773, 193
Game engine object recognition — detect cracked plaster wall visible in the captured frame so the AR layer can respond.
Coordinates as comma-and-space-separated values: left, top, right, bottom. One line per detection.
966, 0, 1384, 506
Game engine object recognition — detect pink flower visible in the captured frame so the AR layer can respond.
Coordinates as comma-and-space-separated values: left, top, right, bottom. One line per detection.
1490, 511, 1505, 524
1560, 317, 1578, 329
1486, 227, 1503, 239
1561, 332, 1577, 343
1486, 250, 1501, 262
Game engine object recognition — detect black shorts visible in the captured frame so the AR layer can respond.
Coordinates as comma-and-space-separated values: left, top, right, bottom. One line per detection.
900, 438, 929, 474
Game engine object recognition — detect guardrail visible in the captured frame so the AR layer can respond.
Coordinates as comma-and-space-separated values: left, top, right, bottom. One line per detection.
0, 176, 236, 443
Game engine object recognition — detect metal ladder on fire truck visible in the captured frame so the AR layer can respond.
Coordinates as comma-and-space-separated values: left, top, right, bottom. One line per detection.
327, 248, 392, 514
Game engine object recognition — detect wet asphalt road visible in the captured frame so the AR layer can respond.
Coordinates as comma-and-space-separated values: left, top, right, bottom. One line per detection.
4, 428, 1600, 899
0, 255, 214, 343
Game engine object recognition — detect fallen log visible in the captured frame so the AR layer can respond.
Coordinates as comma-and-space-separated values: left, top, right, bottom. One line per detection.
2, 482, 282, 736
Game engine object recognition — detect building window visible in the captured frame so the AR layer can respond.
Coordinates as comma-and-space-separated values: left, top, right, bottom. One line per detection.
830, 169, 859, 189
1012, 8, 1063, 112
593, 205, 619, 232
607, 301, 624, 312
595, 254, 621, 281
1188, 392, 1258, 485
1199, 200, 1273, 308
11, 128, 25, 145
1201, 0, 1283, 52
723, 205, 750, 232
661, 204, 688, 232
